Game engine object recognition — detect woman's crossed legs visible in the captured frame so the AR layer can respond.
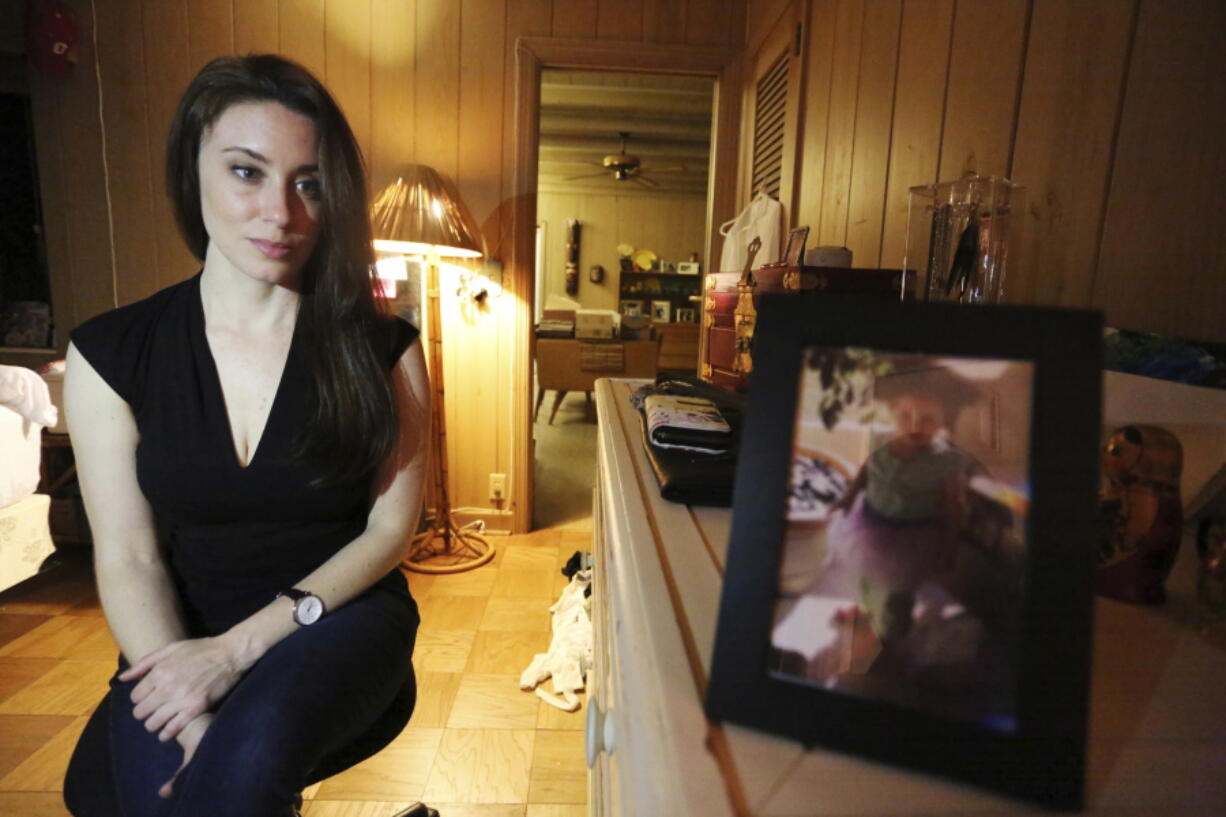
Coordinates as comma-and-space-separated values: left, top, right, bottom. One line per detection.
64, 588, 419, 817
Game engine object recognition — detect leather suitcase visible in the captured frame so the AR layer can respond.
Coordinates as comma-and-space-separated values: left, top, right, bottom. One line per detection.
701, 264, 909, 391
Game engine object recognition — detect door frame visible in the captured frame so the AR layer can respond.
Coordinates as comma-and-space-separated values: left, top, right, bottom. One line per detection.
507, 37, 743, 532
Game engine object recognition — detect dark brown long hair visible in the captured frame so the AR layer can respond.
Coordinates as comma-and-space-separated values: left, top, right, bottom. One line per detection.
166, 54, 397, 483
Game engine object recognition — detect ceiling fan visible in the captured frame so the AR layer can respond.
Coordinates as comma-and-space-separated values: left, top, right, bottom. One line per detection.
564, 131, 686, 188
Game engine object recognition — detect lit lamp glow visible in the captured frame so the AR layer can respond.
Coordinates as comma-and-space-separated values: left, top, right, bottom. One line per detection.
371, 168, 483, 258
373, 256, 409, 299
371, 165, 494, 574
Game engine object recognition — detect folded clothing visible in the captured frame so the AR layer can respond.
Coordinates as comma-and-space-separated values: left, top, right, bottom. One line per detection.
644, 394, 732, 453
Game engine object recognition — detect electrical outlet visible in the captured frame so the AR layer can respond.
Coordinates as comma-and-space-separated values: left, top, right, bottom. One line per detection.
489, 473, 507, 503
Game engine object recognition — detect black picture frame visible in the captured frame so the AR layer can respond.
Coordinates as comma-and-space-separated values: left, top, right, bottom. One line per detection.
704, 295, 1102, 811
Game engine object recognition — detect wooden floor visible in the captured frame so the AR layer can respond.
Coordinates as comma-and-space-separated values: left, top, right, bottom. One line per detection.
0, 526, 592, 817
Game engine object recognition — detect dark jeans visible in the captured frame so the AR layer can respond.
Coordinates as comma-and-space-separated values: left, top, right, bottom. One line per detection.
63, 588, 419, 817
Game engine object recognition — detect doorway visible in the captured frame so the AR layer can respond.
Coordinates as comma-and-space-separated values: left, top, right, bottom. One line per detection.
531, 69, 716, 529
506, 38, 742, 534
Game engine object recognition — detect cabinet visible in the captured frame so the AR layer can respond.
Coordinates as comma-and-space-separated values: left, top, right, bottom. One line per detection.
534, 338, 659, 424
656, 323, 700, 373
617, 271, 701, 323
590, 378, 1226, 816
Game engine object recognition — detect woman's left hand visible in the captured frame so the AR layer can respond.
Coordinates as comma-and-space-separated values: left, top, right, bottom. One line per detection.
119, 638, 245, 741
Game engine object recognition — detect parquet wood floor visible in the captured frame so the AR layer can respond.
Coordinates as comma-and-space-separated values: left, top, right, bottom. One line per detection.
0, 526, 591, 817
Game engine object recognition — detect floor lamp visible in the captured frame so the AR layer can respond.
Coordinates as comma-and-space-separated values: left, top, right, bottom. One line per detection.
371, 166, 495, 574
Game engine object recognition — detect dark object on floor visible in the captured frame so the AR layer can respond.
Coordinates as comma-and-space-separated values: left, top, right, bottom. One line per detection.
562, 550, 584, 577
561, 551, 594, 597
392, 804, 439, 817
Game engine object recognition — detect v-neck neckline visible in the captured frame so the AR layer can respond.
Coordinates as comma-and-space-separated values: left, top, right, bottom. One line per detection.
192, 274, 299, 471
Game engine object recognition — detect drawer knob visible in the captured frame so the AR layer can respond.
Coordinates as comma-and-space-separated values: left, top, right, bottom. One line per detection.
585, 701, 617, 766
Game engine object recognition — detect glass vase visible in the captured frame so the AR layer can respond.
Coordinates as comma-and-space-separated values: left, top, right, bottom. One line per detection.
903, 173, 1024, 304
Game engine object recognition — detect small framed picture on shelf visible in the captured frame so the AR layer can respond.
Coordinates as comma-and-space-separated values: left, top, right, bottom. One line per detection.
784, 226, 810, 267
704, 295, 1102, 810
677, 261, 701, 275
619, 300, 642, 317
675, 307, 696, 323
651, 300, 671, 323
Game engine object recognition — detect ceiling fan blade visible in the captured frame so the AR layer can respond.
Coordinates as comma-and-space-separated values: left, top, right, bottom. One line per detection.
564, 171, 612, 181
641, 165, 691, 174
633, 175, 660, 188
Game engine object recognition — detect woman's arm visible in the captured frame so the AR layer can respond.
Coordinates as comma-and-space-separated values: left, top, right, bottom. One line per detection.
226, 335, 431, 662
64, 343, 190, 663
123, 337, 432, 740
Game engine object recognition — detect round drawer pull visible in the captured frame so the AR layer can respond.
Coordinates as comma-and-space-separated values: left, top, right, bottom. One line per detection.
585, 701, 617, 767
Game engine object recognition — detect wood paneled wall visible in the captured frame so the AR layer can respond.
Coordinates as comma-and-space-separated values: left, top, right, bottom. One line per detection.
28, 0, 746, 530
536, 191, 707, 312
756, 0, 1225, 342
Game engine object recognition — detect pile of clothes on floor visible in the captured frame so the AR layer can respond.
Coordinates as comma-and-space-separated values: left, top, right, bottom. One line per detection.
520, 551, 593, 712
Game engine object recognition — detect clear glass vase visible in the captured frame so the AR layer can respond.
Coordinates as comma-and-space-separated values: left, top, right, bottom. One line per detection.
903, 173, 1024, 304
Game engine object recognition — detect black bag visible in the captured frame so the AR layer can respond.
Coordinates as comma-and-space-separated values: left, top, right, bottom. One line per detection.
635, 375, 745, 506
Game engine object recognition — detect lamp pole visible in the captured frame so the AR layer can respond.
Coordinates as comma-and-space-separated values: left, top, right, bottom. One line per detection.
404, 251, 494, 573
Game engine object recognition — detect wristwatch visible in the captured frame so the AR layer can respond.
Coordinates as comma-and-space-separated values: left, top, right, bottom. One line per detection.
276, 588, 326, 626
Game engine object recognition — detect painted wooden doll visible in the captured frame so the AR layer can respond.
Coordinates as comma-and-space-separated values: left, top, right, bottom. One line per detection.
1095, 424, 1184, 604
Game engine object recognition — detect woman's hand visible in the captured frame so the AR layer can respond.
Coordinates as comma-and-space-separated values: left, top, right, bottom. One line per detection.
159, 712, 213, 799
830, 466, 866, 516
120, 637, 245, 741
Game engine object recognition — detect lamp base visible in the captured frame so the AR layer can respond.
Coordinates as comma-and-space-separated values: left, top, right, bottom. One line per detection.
404, 514, 495, 574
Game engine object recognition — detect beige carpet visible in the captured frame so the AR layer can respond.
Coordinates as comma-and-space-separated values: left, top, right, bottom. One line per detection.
533, 391, 598, 530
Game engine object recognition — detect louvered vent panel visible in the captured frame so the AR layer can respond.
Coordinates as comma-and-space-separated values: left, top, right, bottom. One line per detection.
752, 50, 789, 200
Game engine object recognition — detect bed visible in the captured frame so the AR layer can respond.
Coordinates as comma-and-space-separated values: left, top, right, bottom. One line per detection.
0, 365, 58, 593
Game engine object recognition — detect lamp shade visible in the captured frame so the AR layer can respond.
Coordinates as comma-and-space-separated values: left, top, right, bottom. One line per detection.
370, 165, 483, 258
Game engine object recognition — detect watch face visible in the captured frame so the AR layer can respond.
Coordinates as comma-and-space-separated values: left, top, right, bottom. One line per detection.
296, 595, 324, 625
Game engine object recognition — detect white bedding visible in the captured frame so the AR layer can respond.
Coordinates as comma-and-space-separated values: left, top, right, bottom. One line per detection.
0, 365, 59, 592
0, 364, 57, 509
0, 493, 55, 593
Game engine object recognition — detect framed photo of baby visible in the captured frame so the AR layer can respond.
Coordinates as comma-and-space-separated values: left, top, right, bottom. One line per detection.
705, 295, 1103, 811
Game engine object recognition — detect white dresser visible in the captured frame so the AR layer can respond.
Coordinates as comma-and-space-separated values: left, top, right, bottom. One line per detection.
588, 378, 1226, 816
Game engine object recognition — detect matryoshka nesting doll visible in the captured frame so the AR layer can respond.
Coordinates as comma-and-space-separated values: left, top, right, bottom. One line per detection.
1096, 425, 1184, 604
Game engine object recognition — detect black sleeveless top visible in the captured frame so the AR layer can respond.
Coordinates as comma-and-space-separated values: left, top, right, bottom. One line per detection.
70, 273, 419, 636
